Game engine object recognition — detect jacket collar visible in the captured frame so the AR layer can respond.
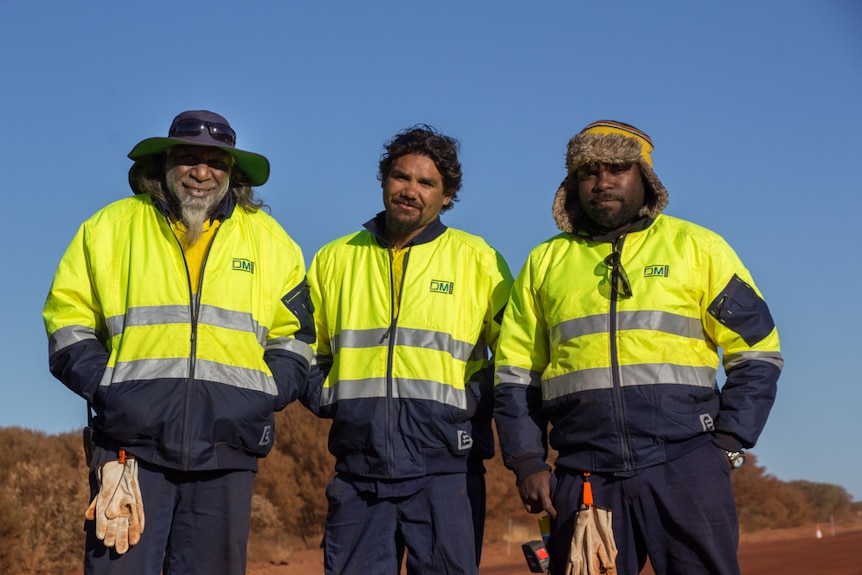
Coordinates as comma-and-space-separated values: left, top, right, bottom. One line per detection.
363, 211, 448, 247
574, 215, 655, 243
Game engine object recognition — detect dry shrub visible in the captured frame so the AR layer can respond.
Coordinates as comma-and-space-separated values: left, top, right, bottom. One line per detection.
0, 428, 88, 575
733, 452, 814, 531
483, 423, 545, 543
247, 493, 294, 564
2, 418, 860, 572
250, 402, 334, 556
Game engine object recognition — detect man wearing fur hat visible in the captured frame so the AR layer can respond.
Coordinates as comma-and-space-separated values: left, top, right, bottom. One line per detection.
43, 110, 314, 575
494, 120, 782, 574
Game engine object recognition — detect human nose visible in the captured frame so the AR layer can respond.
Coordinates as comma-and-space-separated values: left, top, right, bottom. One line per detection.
189, 162, 213, 181
594, 167, 614, 190
400, 178, 420, 197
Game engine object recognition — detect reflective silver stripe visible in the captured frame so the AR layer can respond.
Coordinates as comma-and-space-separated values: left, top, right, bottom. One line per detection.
543, 363, 717, 400
335, 327, 474, 362
104, 358, 187, 385
99, 366, 114, 387
107, 306, 190, 337
496, 365, 542, 388
199, 305, 267, 343
724, 350, 784, 371
334, 329, 389, 352
195, 360, 278, 395
100, 358, 278, 395
106, 304, 267, 341
320, 377, 467, 409
266, 336, 313, 364
550, 315, 607, 345
105, 315, 126, 339
321, 378, 386, 404
552, 311, 705, 344
399, 378, 467, 409
49, 325, 102, 354
620, 311, 706, 339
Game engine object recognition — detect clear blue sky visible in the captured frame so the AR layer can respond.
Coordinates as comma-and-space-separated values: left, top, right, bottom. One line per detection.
2, 1, 860, 500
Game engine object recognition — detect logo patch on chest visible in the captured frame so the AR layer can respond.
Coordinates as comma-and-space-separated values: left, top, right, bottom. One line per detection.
232, 258, 255, 274
429, 279, 454, 294
643, 265, 669, 278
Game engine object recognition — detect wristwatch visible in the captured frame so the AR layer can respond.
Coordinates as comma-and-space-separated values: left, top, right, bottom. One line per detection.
725, 450, 745, 470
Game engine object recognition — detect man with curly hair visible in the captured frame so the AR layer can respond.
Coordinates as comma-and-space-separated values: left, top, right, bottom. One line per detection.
306, 125, 513, 574
43, 110, 314, 575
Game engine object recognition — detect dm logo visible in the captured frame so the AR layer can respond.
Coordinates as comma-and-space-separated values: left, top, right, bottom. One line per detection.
232, 259, 255, 274
643, 265, 669, 278
429, 279, 454, 294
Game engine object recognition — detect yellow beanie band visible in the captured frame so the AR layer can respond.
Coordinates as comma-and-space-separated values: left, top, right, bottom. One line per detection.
579, 120, 654, 168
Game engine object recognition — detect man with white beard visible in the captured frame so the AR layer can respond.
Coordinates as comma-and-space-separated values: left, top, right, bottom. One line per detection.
43, 110, 314, 575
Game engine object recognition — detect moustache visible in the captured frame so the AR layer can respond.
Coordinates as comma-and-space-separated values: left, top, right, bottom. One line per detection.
590, 194, 622, 204
393, 199, 422, 209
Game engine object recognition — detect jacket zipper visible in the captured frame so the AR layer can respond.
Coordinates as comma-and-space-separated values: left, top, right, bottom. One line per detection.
384, 247, 410, 478
609, 236, 634, 472
170, 219, 220, 470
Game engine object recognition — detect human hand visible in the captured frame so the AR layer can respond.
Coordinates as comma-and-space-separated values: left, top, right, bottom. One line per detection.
84, 455, 145, 554
518, 470, 557, 519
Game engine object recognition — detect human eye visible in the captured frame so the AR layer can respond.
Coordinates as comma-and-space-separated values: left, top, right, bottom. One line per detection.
174, 154, 199, 166
576, 163, 599, 180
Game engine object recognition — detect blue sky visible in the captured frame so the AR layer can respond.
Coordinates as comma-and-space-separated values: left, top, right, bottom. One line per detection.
2, 1, 860, 500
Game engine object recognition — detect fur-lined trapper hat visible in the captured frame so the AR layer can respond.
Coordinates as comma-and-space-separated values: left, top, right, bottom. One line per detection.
552, 120, 668, 234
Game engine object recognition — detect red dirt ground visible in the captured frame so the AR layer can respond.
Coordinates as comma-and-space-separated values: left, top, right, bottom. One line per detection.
248, 526, 862, 574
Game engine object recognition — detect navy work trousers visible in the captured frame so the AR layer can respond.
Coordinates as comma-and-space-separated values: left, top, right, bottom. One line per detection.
84, 460, 255, 575
547, 441, 740, 575
323, 472, 477, 575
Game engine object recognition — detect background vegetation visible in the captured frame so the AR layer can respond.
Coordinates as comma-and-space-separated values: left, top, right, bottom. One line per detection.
2, 404, 860, 573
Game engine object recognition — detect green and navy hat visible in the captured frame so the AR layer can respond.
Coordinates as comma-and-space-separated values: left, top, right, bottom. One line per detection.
128, 110, 270, 186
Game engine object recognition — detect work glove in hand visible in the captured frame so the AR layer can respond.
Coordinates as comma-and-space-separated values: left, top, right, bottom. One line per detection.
84, 457, 145, 554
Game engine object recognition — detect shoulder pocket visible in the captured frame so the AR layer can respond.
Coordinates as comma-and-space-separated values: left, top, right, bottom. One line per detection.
707, 274, 775, 346
281, 278, 316, 344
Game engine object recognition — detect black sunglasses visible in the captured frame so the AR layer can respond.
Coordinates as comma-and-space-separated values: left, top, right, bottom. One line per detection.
604, 251, 633, 299
169, 119, 237, 147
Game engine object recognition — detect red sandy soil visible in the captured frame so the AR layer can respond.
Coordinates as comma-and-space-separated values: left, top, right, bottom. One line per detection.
247, 526, 862, 574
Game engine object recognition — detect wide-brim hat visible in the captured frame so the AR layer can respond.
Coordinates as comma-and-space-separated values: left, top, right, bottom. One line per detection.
127, 110, 270, 186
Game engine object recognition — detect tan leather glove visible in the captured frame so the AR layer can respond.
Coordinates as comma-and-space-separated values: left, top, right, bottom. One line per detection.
564, 505, 618, 575
564, 473, 617, 575
85, 455, 145, 554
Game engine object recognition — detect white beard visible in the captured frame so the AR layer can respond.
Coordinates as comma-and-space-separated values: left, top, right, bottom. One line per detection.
166, 178, 230, 247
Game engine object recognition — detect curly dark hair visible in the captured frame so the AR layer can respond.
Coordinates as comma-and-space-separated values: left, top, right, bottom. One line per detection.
377, 124, 462, 212
128, 153, 266, 215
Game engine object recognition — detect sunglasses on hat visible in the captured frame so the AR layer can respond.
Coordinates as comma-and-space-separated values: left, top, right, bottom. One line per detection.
169, 119, 236, 147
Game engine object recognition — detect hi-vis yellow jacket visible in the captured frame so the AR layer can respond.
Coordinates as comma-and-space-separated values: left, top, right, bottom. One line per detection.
494, 214, 783, 482
43, 194, 314, 471
307, 215, 513, 479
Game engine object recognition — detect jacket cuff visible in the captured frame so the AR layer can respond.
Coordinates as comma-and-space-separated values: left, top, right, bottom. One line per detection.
510, 455, 552, 485
712, 432, 743, 452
